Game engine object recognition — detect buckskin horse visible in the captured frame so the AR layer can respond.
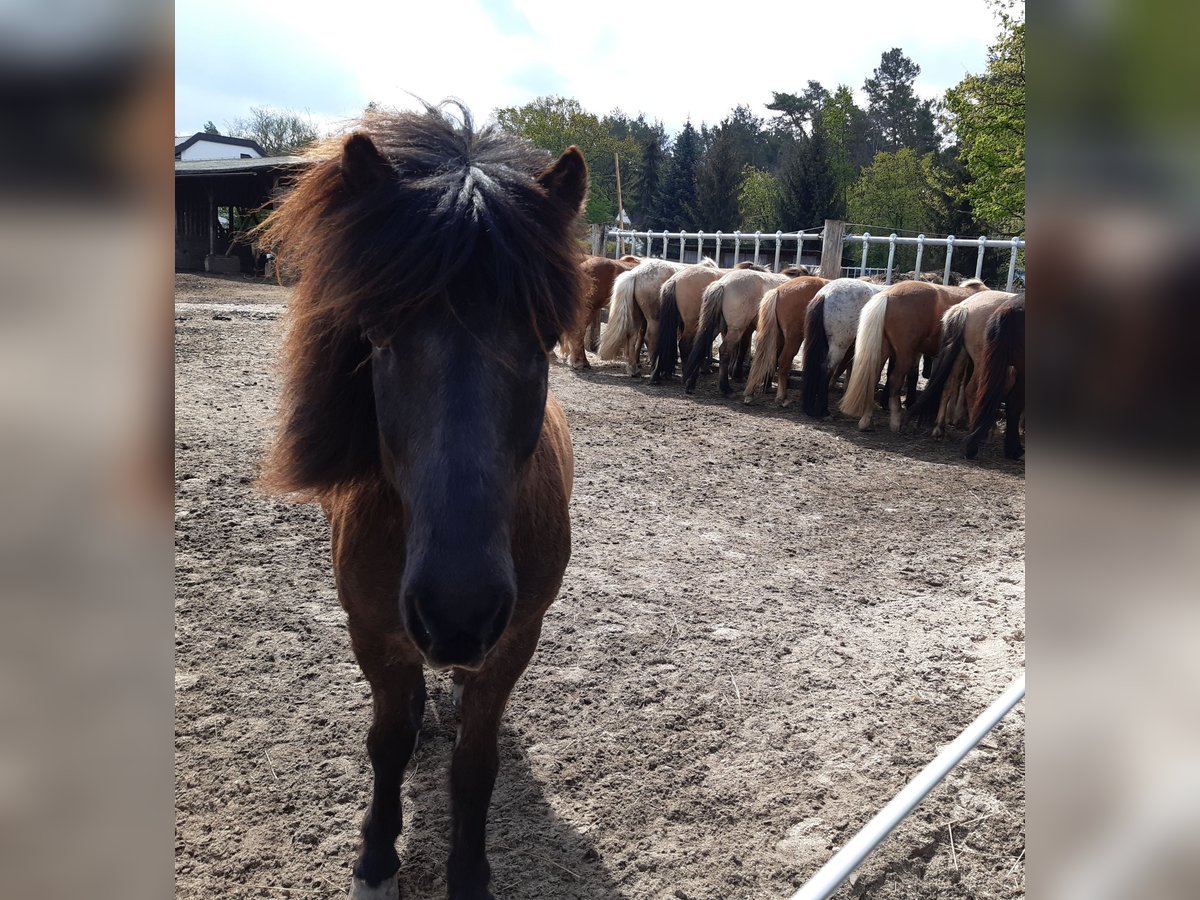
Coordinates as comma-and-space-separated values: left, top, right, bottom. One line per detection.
840, 278, 988, 431
256, 105, 587, 900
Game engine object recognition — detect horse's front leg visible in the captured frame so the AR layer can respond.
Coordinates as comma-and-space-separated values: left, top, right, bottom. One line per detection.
447, 622, 542, 900
349, 640, 426, 899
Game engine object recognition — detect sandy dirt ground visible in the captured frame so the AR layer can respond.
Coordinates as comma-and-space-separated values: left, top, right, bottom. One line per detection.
175, 272, 1025, 900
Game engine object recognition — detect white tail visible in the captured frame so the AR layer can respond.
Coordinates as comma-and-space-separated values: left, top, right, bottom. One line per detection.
840, 290, 889, 417
743, 287, 781, 402
598, 268, 637, 360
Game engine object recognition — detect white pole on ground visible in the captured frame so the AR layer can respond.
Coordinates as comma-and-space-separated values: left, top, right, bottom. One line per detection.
787, 673, 1025, 900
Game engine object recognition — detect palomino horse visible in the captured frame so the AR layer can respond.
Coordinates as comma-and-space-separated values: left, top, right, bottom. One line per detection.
906, 290, 1017, 438
742, 275, 829, 405
799, 278, 887, 417
840, 278, 988, 431
681, 267, 802, 395
256, 106, 587, 900
650, 261, 766, 384
963, 292, 1025, 459
560, 255, 638, 369
597, 257, 717, 376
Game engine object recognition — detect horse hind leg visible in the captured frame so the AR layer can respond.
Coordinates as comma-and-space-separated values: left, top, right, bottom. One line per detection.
585, 308, 602, 352
348, 648, 426, 899
776, 333, 803, 406
1004, 373, 1026, 460
448, 622, 543, 899
889, 352, 918, 432
735, 329, 753, 381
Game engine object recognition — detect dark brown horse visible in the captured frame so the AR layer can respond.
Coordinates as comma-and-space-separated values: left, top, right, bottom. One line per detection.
964, 292, 1025, 459
561, 255, 637, 369
256, 105, 587, 900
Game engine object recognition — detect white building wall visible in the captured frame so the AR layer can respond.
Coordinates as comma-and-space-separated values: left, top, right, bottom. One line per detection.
178, 139, 263, 161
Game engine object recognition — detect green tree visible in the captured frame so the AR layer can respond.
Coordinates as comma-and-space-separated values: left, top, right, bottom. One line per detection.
738, 166, 782, 231
777, 130, 838, 229
766, 81, 829, 136
863, 49, 937, 153
651, 121, 701, 231
225, 107, 321, 156
943, 5, 1025, 232
495, 96, 639, 224
694, 125, 744, 229
202, 120, 219, 135
847, 148, 935, 232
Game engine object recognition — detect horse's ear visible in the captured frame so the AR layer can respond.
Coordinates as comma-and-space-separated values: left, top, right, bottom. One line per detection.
341, 133, 392, 195
538, 145, 588, 214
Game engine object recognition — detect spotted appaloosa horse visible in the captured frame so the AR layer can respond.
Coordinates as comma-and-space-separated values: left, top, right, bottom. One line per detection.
257, 104, 587, 900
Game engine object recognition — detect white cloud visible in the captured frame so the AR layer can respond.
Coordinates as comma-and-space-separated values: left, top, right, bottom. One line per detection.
175, 0, 999, 137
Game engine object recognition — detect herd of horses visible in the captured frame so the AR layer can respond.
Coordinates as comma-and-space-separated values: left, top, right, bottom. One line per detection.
253, 106, 1023, 900
573, 253, 1025, 461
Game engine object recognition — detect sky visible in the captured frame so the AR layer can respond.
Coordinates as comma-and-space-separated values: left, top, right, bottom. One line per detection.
175, 0, 1000, 140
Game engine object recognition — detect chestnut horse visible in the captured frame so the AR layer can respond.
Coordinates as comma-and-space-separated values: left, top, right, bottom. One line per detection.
597, 257, 717, 376
650, 261, 765, 384
840, 278, 988, 431
681, 267, 802, 395
906, 290, 1017, 438
799, 278, 886, 417
963, 292, 1025, 459
742, 275, 829, 405
560, 255, 637, 369
256, 106, 587, 900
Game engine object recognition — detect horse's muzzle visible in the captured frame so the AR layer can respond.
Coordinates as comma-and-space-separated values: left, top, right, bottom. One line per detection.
403, 586, 512, 671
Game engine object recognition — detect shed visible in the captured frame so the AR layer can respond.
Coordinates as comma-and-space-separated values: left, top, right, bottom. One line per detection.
174, 155, 307, 273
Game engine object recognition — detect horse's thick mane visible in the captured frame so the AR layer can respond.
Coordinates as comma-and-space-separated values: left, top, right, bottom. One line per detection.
257, 103, 586, 497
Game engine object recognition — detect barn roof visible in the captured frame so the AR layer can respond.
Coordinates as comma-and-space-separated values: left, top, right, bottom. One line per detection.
174, 133, 268, 158
174, 156, 308, 176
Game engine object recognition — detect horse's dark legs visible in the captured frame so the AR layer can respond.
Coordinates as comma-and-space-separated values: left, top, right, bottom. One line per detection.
350, 654, 426, 898
735, 330, 753, 381
447, 623, 542, 900
717, 342, 734, 396
1004, 374, 1026, 459
904, 367, 919, 407
922, 353, 933, 379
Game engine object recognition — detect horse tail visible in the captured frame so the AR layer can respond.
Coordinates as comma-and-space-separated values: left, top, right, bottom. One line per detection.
963, 296, 1025, 459
683, 281, 725, 392
908, 303, 968, 428
801, 292, 830, 417
651, 278, 682, 382
743, 286, 781, 402
598, 268, 637, 360
840, 290, 888, 417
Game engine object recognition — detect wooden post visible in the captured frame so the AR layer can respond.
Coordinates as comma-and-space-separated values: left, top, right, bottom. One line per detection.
588, 224, 603, 256
819, 219, 844, 279
207, 184, 216, 257
614, 152, 624, 231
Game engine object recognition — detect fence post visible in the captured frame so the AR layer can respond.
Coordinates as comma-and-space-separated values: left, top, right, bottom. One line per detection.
774, 231, 783, 271
975, 235, 987, 280
819, 219, 844, 280
943, 235, 956, 285
715, 231, 722, 266
795, 234, 804, 266
588, 224, 601, 257
860, 233, 870, 277
914, 234, 925, 277
753, 231, 762, 265
885, 234, 897, 284
697, 230, 704, 264
679, 230, 686, 262
734, 231, 741, 265
1006, 236, 1020, 291
661, 231, 668, 260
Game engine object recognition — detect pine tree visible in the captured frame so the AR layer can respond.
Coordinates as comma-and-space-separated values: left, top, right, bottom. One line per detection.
694, 127, 742, 230
863, 49, 936, 154
650, 121, 700, 231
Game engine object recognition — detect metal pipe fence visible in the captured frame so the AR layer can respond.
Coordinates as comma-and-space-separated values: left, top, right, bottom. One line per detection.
602, 228, 1026, 292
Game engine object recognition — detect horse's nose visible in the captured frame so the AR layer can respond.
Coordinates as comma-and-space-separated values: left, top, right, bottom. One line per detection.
403, 582, 513, 670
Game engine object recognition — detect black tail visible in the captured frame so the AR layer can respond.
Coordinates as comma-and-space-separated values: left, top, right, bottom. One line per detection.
800, 294, 830, 417
650, 279, 682, 384
963, 294, 1025, 459
907, 306, 968, 428
682, 284, 725, 393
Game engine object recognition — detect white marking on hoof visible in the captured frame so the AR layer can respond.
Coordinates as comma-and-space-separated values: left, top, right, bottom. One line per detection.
349, 874, 399, 899
857, 415, 873, 431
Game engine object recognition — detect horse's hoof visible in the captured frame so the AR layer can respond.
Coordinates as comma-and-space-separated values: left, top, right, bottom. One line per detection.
349, 875, 399, 899
779, 398, 792, 408
742, 396, 754, 405
931, 427, 944, 441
